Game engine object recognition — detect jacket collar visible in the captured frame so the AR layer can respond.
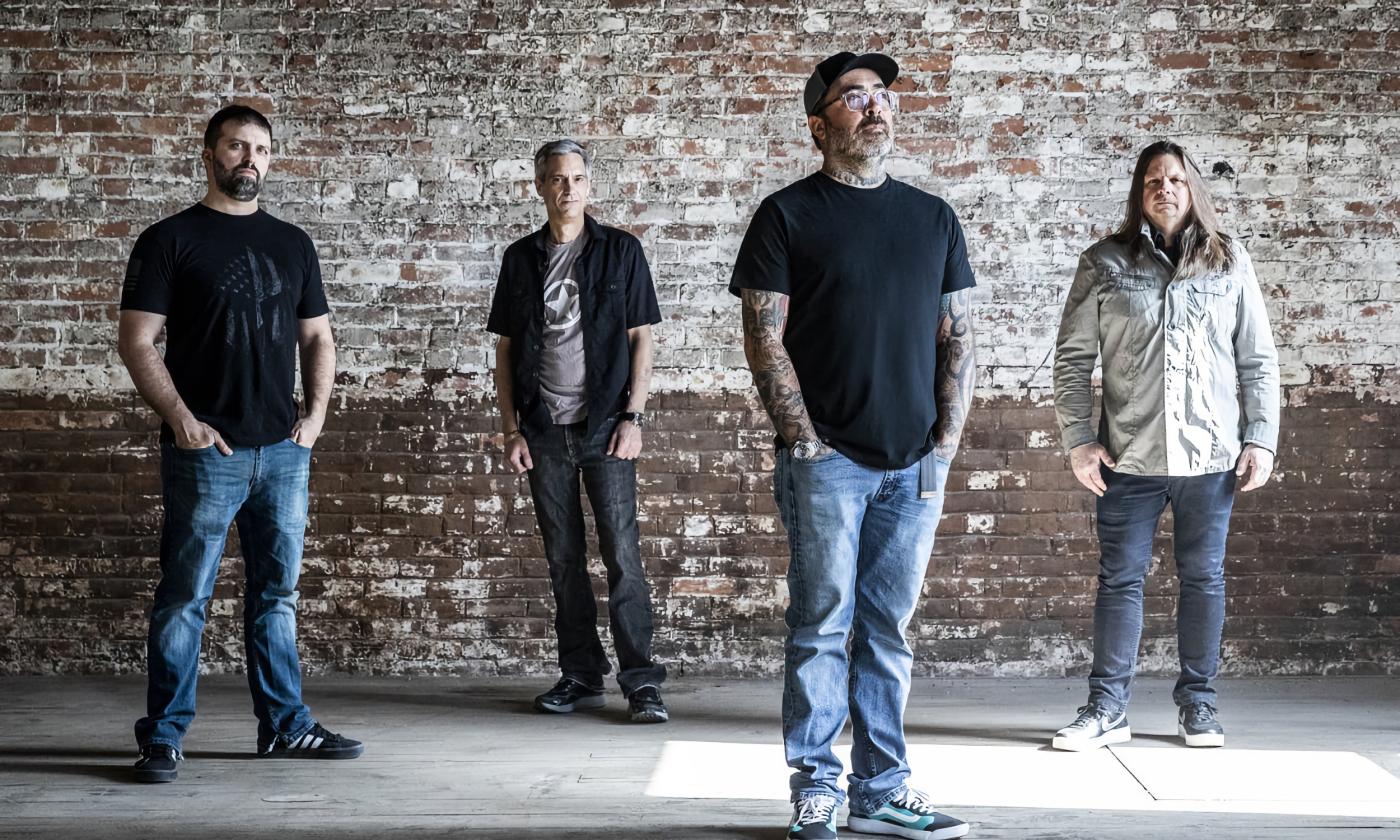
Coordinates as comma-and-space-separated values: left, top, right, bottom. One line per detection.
1139, 220, 1156, 245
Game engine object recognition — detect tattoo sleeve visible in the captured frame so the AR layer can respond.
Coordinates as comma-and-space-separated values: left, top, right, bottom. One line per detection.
933, 288, 975, 461
741, 289, 818, 447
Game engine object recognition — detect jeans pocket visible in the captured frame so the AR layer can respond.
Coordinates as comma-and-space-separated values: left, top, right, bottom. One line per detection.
793, 448, 842, 466
287, 437, 313, 451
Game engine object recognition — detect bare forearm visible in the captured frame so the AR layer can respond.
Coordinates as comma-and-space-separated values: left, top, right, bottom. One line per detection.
299, 335, 335, 419
494, 338, 519, 433
741, 290, 817, 446
119, 341, 195, 429
933, 288, 975, 461
626, 326, 653, 412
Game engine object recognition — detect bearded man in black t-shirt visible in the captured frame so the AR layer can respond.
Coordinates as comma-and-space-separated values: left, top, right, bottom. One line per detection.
731, 53, 976, 840
117, 105, 363, 783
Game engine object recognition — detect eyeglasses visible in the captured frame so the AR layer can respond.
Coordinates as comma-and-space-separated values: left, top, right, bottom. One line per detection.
819, 88, 899, 114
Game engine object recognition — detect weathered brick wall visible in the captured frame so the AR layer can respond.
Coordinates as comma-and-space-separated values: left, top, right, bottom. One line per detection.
1, 1, 1396, 677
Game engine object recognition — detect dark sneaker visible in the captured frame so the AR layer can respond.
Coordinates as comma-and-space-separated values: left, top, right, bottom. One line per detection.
627, 685, 669, 723
788, 793, 839, 840
1051, 703, 1131, 751
534, 677, 606, 714
133, 744, 181, 783
258, 723, 364, 759
848, 787, 968, 839
1179, 702, 1225, 747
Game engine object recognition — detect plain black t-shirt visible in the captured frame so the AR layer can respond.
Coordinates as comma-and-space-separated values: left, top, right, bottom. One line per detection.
120, 204, 330, 447
729, 173, 976, 469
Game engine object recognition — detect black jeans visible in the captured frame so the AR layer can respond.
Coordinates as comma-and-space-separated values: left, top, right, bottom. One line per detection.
525, 419, 665, 695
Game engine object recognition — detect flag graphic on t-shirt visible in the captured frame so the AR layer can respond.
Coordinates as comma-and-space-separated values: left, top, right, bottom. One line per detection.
215, 247, 287, 352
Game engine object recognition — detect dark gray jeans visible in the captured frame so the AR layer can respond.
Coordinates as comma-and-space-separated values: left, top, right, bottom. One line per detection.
1089, 467, 1237, 712
525, 419, 665, 696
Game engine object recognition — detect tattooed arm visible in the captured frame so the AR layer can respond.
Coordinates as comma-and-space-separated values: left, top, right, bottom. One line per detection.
932, 288, 975, 461
741, 289, 826, 453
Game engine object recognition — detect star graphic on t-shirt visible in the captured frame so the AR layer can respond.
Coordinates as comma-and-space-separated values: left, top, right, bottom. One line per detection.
543, 276, 581, 333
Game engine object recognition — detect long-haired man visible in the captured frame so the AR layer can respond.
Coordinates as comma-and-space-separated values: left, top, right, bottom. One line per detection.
1052, 140, 1280, 751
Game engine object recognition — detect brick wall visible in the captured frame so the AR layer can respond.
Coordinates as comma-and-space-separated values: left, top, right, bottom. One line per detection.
1, 1, 1396, 677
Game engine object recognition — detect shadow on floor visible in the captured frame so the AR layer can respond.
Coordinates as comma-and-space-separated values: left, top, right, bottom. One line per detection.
0, 762, 134, 783
0, 827, 779, 840
0, 747, 136, 760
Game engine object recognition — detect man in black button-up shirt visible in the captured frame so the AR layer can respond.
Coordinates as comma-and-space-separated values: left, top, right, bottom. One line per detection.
487, 139, 668, 723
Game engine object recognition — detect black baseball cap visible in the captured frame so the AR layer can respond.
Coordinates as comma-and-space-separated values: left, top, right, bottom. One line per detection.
803, 51, 899, 115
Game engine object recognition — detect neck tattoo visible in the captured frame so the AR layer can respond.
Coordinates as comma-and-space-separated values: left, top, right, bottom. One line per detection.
821, 159, 886, 189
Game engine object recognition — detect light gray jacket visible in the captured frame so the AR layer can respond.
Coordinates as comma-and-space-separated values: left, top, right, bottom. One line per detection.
1053, 225, 1280, 476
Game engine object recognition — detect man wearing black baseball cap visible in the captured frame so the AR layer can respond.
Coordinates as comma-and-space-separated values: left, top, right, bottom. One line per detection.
732, 51, 976, 840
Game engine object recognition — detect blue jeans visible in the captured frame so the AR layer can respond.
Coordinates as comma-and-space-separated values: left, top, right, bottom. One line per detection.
525, 419, 665, 696
774, 447, 947, 814
1088, 468, 1237, 712
135, 439, 317, 750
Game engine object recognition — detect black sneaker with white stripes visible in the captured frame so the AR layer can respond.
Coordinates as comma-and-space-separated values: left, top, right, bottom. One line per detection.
258, 723, 364, 759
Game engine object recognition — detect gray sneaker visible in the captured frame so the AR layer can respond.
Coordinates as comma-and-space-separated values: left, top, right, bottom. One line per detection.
1051, 703, 1131, 751
1178, 702, 1224, 747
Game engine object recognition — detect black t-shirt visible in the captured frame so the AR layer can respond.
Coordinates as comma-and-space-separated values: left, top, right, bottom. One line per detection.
729, 173, 976, 469
120, 204, 330, 447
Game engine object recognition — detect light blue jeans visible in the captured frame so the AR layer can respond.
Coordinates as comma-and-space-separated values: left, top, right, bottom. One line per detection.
135, 438, 317, 751
774, 447, 947, 814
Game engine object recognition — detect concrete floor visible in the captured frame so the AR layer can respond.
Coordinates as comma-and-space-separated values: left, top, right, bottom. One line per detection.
1, 676, 1398, 839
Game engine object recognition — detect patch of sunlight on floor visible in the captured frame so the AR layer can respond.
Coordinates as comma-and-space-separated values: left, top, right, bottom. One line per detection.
644, 741, 1400, 819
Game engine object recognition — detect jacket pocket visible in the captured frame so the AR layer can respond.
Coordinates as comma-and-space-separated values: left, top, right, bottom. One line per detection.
1182, 274, 1234, 331
1106, 270, 1157, 291
1185, 276, 1227, 296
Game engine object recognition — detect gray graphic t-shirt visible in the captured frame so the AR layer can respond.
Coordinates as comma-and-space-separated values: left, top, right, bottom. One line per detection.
540, 231, 589, 423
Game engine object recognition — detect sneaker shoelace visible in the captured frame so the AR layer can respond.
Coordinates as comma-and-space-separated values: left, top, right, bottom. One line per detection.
795, 796, 837, 825
1186, 703, 1218, 724
892, 788, 937, 815
1069, 704, 1115, 729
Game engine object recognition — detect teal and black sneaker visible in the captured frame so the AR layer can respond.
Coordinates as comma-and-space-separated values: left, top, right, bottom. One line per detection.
788, 793, 839, 839
847, 787, 968, 839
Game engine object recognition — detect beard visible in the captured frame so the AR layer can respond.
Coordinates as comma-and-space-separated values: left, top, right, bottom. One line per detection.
213, 159, 262, 201
823, 114, 893, 162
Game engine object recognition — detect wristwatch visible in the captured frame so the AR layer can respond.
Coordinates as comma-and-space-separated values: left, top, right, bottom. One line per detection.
620, 411, 648, 428
791, 439, 823, 461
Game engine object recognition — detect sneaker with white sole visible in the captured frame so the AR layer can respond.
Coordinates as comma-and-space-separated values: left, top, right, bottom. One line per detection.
1178, 702, 1224, 747
788, 794, 840, 840
847, 787, 968, 840
1051, 703, 1131, 751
